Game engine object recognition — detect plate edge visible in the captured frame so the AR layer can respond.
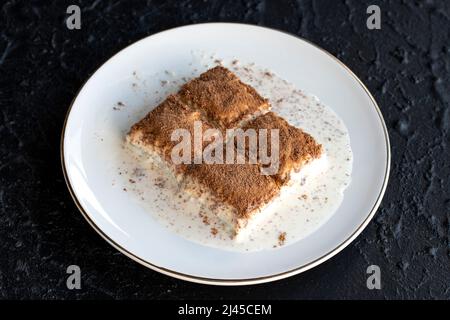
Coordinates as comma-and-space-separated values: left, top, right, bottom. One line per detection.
60, 22, 391, 286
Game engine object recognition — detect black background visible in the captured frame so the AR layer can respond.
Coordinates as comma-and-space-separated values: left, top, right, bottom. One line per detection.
0, 0, 449, 299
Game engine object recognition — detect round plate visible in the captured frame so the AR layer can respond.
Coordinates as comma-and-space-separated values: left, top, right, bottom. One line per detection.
61, 23, 390, 285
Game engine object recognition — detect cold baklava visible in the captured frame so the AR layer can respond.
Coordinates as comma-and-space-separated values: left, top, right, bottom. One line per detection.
127, 66, 324, 236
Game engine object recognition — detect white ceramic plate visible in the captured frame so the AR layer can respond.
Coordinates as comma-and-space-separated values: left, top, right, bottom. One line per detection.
61, 23, 390, 285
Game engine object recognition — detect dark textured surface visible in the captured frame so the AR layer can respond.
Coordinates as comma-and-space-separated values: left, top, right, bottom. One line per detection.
0, 0, 449, 300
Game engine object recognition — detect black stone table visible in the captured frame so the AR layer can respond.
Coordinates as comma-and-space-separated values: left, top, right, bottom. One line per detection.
1, 0, 449, 299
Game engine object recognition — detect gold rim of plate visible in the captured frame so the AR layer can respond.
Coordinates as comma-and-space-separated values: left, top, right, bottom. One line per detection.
60, 23, 391, 286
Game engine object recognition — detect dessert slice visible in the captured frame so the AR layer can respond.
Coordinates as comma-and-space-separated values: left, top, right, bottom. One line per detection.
242, 112, 324, 184
179, 66, 269, 130
127, 94, 216, 178
182, 159, 281, 236
181, 113, 325, 237
127, 66, 325, 238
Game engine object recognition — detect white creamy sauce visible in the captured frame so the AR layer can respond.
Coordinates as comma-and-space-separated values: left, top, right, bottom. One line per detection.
117, 54, 353, 252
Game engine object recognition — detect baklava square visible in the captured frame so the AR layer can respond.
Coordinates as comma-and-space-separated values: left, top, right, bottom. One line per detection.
179, 66, 269, 130
242, 112, 323, 183
127, 94, 216, 176
182, 159, 281, 234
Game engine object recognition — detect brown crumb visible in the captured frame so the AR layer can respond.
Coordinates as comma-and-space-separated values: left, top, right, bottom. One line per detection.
232, 59, 239, 65
278, 232, 286, 246
214, 59, 222, 64
132, 168, 146, 177
123, 188, 127, 192
129, 179, 136, 184
264, 71, 273, 77
300, 194, 308, 200
113, 101, 125, 110
202, 215, 210, 225
154, 178, 165, 188
211, 227, 218, 236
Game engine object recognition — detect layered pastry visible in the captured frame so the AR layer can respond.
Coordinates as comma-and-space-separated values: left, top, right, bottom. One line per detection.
127, 66, 324, 237
242, 112, 323, 184
182, 153, 282, 236
178, 66, 270, 130
127, 94, 214, 179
